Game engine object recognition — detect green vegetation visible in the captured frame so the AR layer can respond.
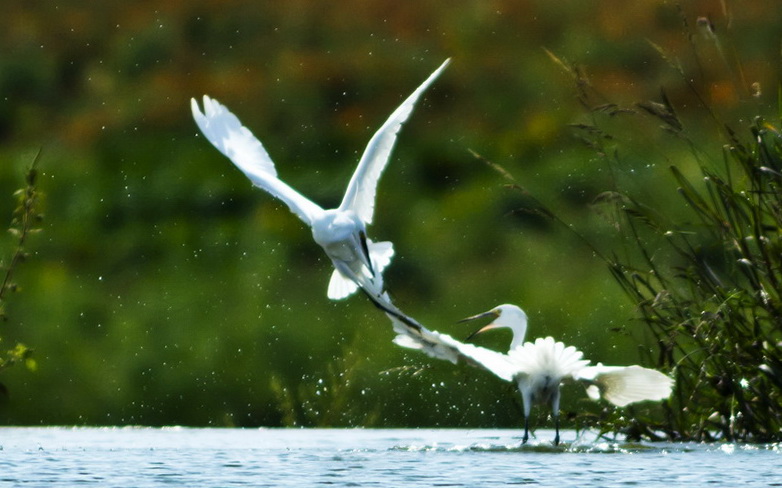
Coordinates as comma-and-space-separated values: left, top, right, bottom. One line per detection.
524, 39, 782, 441
1, 2, 781, 440
603, 116, 782, 442
0, 155, 41, 386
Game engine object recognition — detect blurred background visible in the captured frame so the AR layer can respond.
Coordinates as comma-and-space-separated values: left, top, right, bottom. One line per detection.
1, 0, 780, 427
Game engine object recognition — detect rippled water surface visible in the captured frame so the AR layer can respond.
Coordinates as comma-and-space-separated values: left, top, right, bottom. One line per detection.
1, 427, 779, 487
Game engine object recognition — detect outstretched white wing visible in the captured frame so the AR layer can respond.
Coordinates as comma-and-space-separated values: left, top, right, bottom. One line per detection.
574, 364, 673, 407
339, 59, 450, 224
191, 96, 324, 225
388, 312, 517, 382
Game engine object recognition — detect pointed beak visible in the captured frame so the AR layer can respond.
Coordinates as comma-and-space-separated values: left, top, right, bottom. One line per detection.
457, 310, 498, 324
458, 310, 500, 342
465, 323, 504, 342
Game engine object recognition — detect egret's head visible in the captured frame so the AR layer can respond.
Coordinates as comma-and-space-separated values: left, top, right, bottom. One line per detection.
459, 304, 528, 350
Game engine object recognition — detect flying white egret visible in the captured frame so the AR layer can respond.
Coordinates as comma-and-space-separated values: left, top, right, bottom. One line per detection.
191, 59, 450, 303
389, 304, 673, 445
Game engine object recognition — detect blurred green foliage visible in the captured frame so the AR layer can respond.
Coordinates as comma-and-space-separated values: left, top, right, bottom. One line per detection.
1, 1, 781, 431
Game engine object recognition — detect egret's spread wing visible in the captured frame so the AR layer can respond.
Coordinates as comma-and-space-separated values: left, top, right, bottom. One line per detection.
191, 96, 323, 224
191, 96, 278, 177
388, 312, 517, 382
339, 59, 450, 224
574, 364, 673, 407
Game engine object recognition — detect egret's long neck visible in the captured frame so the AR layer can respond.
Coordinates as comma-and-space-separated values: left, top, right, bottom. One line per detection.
508, 327, 527, 351
506, 312, 528, 351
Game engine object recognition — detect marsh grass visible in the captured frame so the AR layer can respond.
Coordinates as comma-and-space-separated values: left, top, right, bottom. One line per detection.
604, 118, 782, 442
0, 153, 43, 387
505, 39, 782, 441
481, 116, 782, 441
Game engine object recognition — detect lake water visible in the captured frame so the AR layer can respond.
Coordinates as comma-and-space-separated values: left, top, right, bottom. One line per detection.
1, 427, 779, 487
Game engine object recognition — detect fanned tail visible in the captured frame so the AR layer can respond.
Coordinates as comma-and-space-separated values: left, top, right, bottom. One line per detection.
508, 337, 590, 378
327, 270, 361, 300
327, 240, 394, 300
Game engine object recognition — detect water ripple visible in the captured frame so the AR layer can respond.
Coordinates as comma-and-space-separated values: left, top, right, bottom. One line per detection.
0, 427, 779, 488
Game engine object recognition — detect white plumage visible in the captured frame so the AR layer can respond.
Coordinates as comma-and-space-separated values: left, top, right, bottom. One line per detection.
191, 59, 450, 301
576, 364, 674, 407
390, 304, 673, 445
389, 314, 519, 381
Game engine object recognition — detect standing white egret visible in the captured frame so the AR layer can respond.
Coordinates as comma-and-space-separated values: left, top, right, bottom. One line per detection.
191, 59, 450, 302
389, 304, 673, 445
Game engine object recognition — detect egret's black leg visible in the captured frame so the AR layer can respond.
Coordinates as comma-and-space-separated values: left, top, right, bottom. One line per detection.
359, 231, 374, 275
522, 417, 529, 444
552, 388, 562, 446
359, 287, 423, 332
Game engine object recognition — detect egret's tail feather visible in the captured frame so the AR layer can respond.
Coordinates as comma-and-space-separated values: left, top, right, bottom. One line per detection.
326, 240, 393, 300
508, 337, 590, 378
327, 269, 360, 300
325, 264, 385, 300
578, 365, 673, 407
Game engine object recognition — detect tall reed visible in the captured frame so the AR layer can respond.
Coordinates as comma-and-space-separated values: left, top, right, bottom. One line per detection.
604, 116, 782, 442
534, 42, 782, 441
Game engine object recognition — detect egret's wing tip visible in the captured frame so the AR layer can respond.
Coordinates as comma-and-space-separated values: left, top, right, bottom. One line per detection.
190, 97, 202, 116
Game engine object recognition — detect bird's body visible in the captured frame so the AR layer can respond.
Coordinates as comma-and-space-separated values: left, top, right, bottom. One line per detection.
389, 304, 673, 445
310, 208, 391, 299
507, 337, 590, 444
191, 59, 449, 302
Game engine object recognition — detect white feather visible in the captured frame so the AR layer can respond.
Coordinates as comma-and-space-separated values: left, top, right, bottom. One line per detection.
340, 59, 451, 225
384, 303, 673, 444
508, 337, 590, 380
575, 364, 674, 407
191, 96, 323, 225
388, 313, 517, 379
191, 60, 449, 300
